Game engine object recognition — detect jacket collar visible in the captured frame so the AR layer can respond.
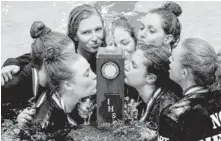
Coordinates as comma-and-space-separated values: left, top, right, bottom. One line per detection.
183, 85, 209, 96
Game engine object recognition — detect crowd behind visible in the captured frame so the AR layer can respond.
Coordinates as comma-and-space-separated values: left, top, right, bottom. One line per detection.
1, 2, 221, 141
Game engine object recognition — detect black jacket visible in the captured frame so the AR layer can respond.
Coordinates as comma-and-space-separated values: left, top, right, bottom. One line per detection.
158, 86, 221, 141
138, 88, 180, 130
2, 53, 33, 103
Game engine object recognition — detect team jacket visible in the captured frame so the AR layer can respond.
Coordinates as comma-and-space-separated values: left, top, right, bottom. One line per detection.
158, 85, 221, 141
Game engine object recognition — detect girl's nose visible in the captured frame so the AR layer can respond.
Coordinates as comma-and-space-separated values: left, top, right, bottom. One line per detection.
91, 32, 98, 42
91, 71, 96, 80
138, 29, 146, 39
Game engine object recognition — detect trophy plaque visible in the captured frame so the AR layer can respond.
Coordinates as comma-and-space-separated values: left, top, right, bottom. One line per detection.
96, 47, 124, 124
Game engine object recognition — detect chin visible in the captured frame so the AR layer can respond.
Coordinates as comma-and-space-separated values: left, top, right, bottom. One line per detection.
92, 88, 97, 95
124, 79, 132, 87
124, 78, 128, 84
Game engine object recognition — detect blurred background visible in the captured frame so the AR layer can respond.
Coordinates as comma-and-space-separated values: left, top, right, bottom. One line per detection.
1, 1, 221, 65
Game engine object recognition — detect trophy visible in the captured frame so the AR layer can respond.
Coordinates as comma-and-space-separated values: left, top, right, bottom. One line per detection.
96, 47, 124, 125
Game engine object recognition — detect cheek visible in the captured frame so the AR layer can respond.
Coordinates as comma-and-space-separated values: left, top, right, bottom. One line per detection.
128, 70, 142, 82
150, 36, 164, 45
78, 35, 90, 44
145, 34, 165, 46
84, 79, 94, 90
97, 31, 104, 39
127, 43, 136, 52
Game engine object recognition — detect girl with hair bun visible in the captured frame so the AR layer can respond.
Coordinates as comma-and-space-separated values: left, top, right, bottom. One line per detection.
158, 38, 221, 141
16, 21, 97, 130
138, 1, 182, 52
2, 21, 75, 104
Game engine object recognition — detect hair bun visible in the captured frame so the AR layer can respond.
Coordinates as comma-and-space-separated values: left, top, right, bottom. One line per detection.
45, 47, 61, 62
30, 21, 51, 39
162, 2, 182, 17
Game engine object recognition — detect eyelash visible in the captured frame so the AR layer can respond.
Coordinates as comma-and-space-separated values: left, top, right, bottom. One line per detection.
149, 29, 155, 34
83, 31, 90, 35
140, 26, 144, 30
122, 42, 129, 46
132, 62, 137, 69
96, 28, 102, 32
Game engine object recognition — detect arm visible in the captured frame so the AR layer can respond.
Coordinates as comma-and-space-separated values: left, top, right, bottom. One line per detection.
17, 108, 36, 127
1, 53, 32, 86
2, 53, 32, 68
2, 63, 34, 103
3, 63, 33, 88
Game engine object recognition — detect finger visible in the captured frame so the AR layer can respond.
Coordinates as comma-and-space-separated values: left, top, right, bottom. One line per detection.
30, 109, 36, 114
12, 66, 20, 74
1, 76, 5, 86
2, 73, 9, 83
23, 114, 33, 121
5, 72, 13, 80
17, 118, 28, 125
24, 108, 36, 115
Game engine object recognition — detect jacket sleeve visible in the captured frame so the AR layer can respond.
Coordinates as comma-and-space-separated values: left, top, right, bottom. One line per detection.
2, 53, 32, 68
2, 63, 33, 89
2, 62, 34, 104
158, 108, 184, 141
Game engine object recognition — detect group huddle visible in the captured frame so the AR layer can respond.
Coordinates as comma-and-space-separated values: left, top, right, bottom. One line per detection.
1, 2, 221, 141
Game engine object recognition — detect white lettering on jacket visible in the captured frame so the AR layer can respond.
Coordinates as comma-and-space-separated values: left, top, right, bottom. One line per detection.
158, 135, 169, 141
210, 110, 221, 129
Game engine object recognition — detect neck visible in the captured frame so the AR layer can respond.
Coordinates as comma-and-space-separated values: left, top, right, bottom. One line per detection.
136, 84, 156, 103
179, 79, 196, 94
163, 44, 172, 52
77, 47, 95, 62
38, 68, 47, 87
61, 91, 81, 113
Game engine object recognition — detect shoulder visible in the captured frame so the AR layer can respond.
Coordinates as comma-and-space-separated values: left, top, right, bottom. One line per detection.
162, 93, 213, 125
157, 90, 179, 110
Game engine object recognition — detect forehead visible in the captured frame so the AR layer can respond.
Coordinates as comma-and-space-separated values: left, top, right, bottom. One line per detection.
141, 13, 163, 29
78, 15, 102, 30
132, 49, 146, 65
113, 27, 132, 41
72, 56, 89, 73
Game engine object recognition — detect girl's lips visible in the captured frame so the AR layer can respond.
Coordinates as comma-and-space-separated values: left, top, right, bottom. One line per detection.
138, 40, 146, 45
91, 43, 101, 48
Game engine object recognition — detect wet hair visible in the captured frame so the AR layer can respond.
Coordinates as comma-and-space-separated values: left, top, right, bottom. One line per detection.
67, 4, 105, 51
139, 44, 170, 88
181, 38, 221, 88
30, 21, 74, 70
110, 14, 137, 46
44, 46, 79, 93
148, 2, 182, 49
139, 44, 182, 95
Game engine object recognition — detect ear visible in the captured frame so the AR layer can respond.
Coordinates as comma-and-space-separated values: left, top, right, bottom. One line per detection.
146, 73, 157, 84
164, 34, 174, 46
181, 68, 189, 79
63, 81, 74, 91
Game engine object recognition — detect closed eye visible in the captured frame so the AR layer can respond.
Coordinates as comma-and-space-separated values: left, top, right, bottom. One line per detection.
82, 30, 91, 35
95, 27, 102, 32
